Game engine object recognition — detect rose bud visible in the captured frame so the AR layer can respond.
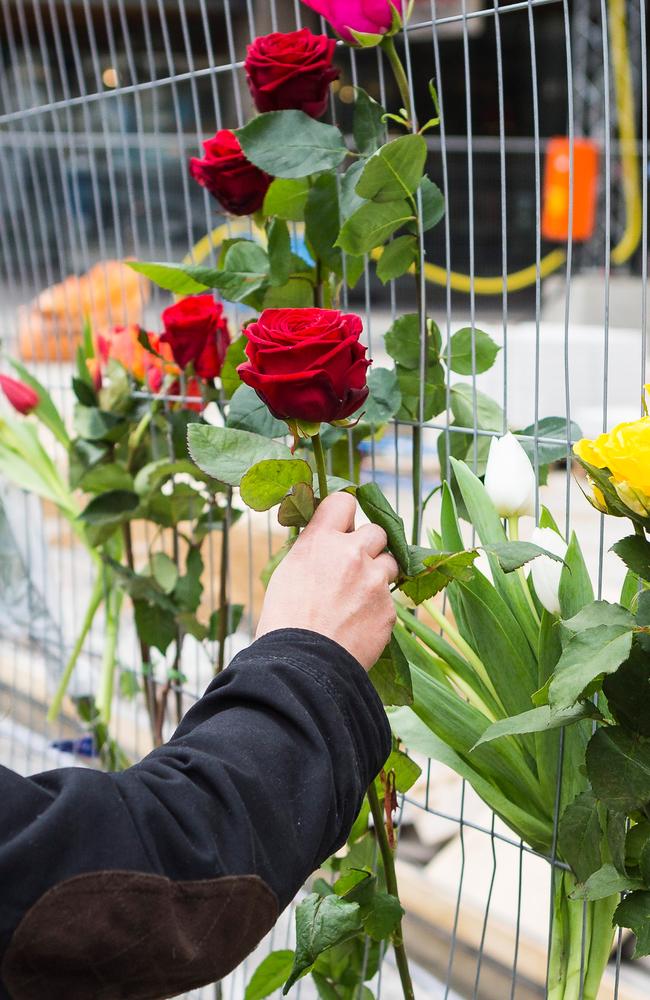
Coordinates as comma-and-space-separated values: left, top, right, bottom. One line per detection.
484, 432, 536, 519
237, 307, 370, 424
528, 526, 567, 616
86, 357, 103, 391
302, 0, 402, 45
160, 296, 231, 381
245, 29, 339, 119
0, 374, 39, 415
189, 130, 272, 216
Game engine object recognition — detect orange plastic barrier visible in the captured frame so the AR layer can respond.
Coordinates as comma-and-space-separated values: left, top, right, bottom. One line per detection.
542, 137, 599, 243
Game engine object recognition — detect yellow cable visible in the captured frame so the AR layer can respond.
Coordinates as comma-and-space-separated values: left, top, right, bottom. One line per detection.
609, 0, 642, 265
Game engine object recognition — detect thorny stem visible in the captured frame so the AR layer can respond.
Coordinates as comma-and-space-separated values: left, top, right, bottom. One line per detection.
312, 433, 329, 500
367, 781, 415, 1000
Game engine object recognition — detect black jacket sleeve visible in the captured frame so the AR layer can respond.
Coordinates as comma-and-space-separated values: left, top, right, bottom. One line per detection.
0, 629, 391, 1000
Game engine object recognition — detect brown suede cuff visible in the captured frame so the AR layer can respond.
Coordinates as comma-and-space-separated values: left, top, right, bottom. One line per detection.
1, 871, 278, 1000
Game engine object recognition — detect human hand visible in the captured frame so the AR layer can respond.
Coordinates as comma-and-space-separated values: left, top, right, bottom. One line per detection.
256, 492, 399, 670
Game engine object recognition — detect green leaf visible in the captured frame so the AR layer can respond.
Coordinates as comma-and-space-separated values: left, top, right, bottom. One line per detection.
263, 277, 315, 308
353, 87, 386, 155
78, 489, 139, 526
548, 625, 634, 710
449, 384, 504, 432
558, 789, 603, 883
208, 603, 245, 641
474, 703, 599, 748
227, 384, 287, 438
562, 600, 636, 633
571, 863, 642, 901
516, 417, 582, 466
263, 178, 310, 221
587, 726, 650, 813
173, 547, 204, 612
488, 540, 565, 573
355, 367, 401, 426
380, 747, 421, 792
74, 405, 126, 442
396, 363, 445, 422
133, 600, 177, 654
188, 424, 292, 487
149, 552, 178, 595
613, 891, 650, 957
604, 643, 650, 737
220, 334, 247, 399
127, 260, 221, 295
362, 892, 404, 941
236, 111, 348, 178
10, 360, 69, 447
626, 821, 650, 870
447, 327, 500, 376
133, 459, 215, 498
283, 893, 362, 993
558, 531, 594, 619
356, 483, 409, 573
240, 458, 313, 512
355, 134, 427, 203
384, 313, 441, 370
72, 376, 96, 407
376, 236, 417, 283
339, 161, 366, 222
336, 200, 414, 255
611, 534, 650, 583
399, 550, 478, 605
79, 462, 134, 494
368, 633, 413, 706
278, 482, 316, 528
305, 173, 341, 269
216, 242, 270, 302
333, 869, 374, 900
267, 218, 292, 287
245, 951, 295, 1000
417, 176, 445, 232
119, 670, 140, 700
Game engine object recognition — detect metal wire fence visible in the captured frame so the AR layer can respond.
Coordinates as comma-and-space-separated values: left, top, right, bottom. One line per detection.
0, 0, 648, 997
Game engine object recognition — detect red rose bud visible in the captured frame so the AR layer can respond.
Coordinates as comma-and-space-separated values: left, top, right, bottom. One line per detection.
301, 0, 402, 44
0, 374, 39, 415
160, 295, 231, 381
238, 308, 370, 424
189, 130, 272, 216
245, 29, 339, 119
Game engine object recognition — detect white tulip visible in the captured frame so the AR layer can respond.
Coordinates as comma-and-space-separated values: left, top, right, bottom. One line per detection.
484, 432, 536, 519
529, 526, 567, 616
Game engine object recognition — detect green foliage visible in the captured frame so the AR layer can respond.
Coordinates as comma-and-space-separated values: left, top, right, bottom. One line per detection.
447, 327, 500, 375
614, 892, 650, 957
352, 88, 387, 155
236, 111, 348, 178
558, 790, 604, 883
227, 384, 287, 438
355, 134, 427, 203
283, 894, 362, 993
245, 951, 295, 1000
263, 178, 310, 220
267, 218, 292, 287
188, 424, 291, 486
611, 534, 650, 582
278, 483, 316, 527
356, 483, 410, 573
587, 727, 650, 813
548, 624, 634, 710
368, 634, 413, 706
416, 176, 445, 232
240, 459, 313, 512
220, 334, 247, 399
337, 200, 415, 255
358, 367, 401, 426
488, 540, 565, 573
376, 235, 417, 283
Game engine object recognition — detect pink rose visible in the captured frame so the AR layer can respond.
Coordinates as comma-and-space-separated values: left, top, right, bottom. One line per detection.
302, 0, 402, 44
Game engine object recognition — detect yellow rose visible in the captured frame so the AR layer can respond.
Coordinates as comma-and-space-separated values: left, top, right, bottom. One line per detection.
574, 416, 650, 514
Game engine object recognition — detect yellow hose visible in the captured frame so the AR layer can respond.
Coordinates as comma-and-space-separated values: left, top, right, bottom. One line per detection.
186, 1, 640, 291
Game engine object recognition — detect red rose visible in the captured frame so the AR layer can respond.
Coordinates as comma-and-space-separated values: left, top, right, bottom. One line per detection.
245, 29, 339, 119
237, 308, 370, 424
189, 130, 272, 216
0, 374, 39, 415
160, 296, 231, 381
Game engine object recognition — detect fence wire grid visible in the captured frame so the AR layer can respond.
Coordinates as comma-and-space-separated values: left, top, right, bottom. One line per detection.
1, 0, 649, 998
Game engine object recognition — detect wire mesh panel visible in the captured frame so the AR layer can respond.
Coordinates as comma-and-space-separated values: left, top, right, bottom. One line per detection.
0, 1, 648, 998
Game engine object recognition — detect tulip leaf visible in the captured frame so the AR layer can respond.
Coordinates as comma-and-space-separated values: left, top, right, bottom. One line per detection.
353, 87, 387, 155
227, 384, 287, 439
611, 534, 650, 583
558, 530, 594, 619
263, 178, 310, 221
240, 459, 313, 512
244, 951, 295, 1000
587, 726, 650, 813
356, 482, 410, 573
447, 327, 500, 376
548, 624, 634, 710
236, 111, 348, 178
571, 864, 643, 901
283, 893, 362, 993
487, 540, 566, 573
376, 235, 417, 283
474, 702, 600, 749
336, 200, 415, 255
188, 424, 292, 487
558, 789, 603, 883
356, 134, 427, 203
369, 633, 413, 706
613, 892, 650, 957
278, 482, 316, 528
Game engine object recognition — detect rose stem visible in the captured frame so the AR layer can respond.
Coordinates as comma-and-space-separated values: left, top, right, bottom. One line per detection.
367, 780, 415, 1000
380, 36, 414, 126
312, 433, 329, 501
216, 489, 232, 674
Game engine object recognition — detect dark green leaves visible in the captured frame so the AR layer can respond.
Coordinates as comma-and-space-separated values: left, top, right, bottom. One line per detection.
278, 482, 316, 527
236, 111, 348, 178
356, 482, 409, 573
263, 178, 310, 220
369, 633, 413, 706
79, 489, 139, 526
127, 260, 219, 296
355, 134, 427, 203
245, 951, 294, 1000
385, 313, 440, 370
226, 384, 287, 438
130, 243, 269, 302
188, 425, 291, 487
337, 200, 414, 255
558, 789, 603, 883
488, 540, 565, 573
352, 88, 387, 155
548, 624, 634, 710
417, 176, 445, 232
240, 459, 313, 512
283, 894, 362, 993
611, 534, 650, 583
359, 367, 401, 426
587, 727, 650, 813
376, 236, 417, 283
399, 550, 477, 604
447, 327, 500, 375
614, 892, 650, 957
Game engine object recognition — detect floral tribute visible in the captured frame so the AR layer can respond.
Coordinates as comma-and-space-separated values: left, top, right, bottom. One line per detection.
4, 0, 642, 997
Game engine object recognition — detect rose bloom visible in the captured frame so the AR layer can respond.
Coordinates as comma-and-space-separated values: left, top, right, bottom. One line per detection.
245, 28, 339, 119
574, 415, 650, 514
160, 296, 231, 381
302, 0, 402, 44
189, 130, 272, 216
0, 374, 39, 415
95, 325, 178, 391
238, 308, 370, 424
